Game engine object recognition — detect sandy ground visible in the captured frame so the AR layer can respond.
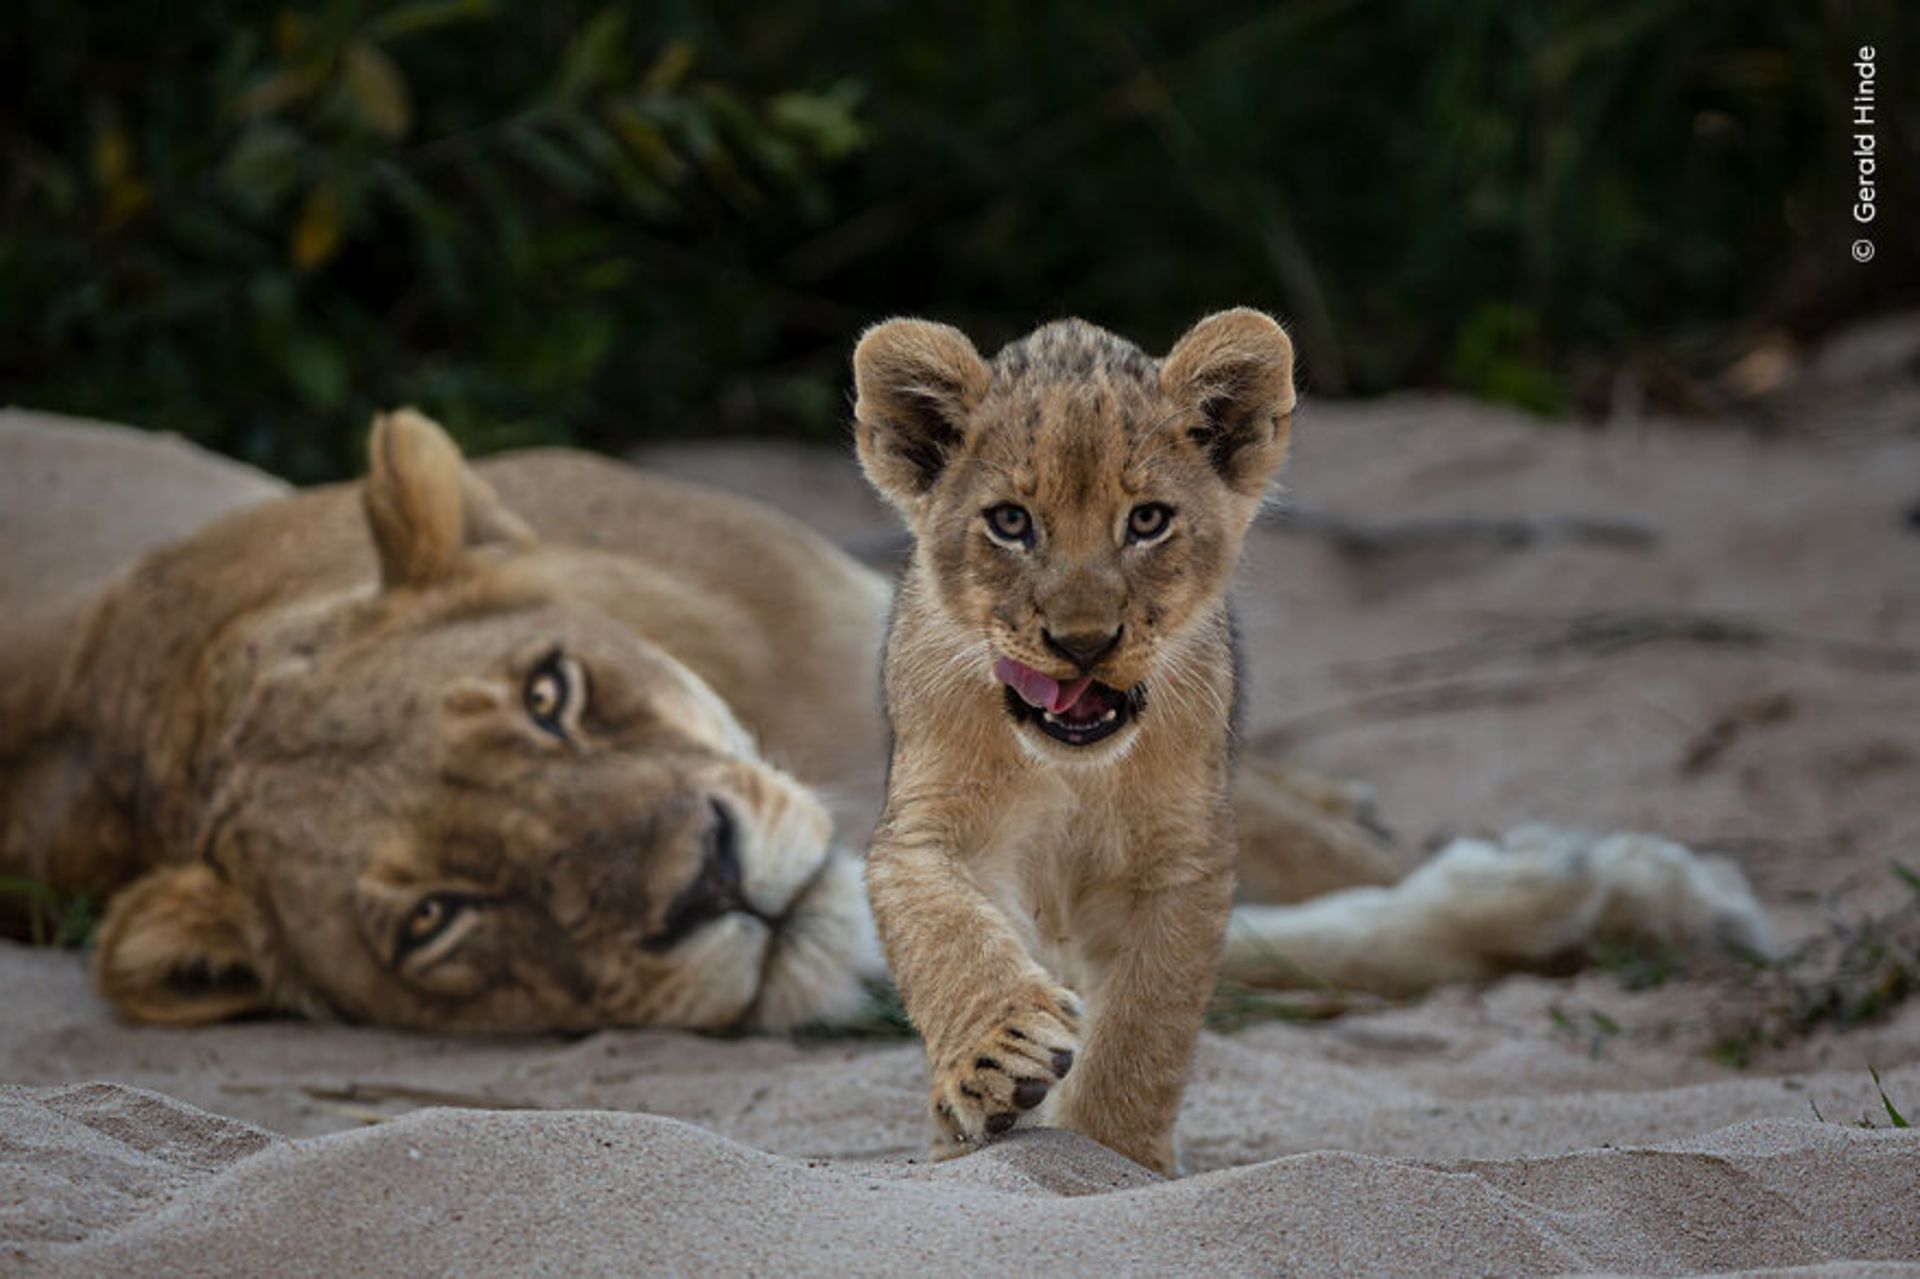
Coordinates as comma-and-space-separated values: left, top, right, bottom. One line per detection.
4, 323, 1919, 1274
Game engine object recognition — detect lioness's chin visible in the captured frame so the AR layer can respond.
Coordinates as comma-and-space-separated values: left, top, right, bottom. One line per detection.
744, 847, 881, 1031
638, 850, 877, 1033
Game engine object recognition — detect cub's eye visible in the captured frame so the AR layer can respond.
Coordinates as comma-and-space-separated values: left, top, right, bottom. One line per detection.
398, 893, 466, 955
1127, 503, 1175, 544
984, 503, 1035, 547
523, 650, 582, 737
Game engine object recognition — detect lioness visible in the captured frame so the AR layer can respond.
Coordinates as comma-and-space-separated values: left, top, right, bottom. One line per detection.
0, 407, 1768, 1050
0, 409, 887, 1031
853, 310, 1294, 1172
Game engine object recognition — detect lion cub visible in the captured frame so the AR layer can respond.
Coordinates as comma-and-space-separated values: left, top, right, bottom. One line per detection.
853, 309, 1295, 1174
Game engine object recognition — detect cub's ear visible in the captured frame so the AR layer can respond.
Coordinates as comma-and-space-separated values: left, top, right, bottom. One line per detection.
1160, 308, 1296, 495
92, 865, 271, 1026
363, 408, 536, 589
852, 318, 991, 516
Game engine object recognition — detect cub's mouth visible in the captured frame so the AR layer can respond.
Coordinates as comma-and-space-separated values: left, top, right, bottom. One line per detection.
993, 656, 1144, 748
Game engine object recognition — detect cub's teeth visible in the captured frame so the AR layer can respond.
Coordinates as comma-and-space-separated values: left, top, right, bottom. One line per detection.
1099, 708, 1117, 723
1042, 711, 1060, 724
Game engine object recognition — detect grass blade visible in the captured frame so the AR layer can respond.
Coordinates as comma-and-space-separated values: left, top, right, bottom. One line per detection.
1870, 1067, 1910, 1129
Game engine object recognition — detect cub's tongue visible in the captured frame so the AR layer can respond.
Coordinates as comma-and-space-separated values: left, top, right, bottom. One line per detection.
993, 657, 1094, 716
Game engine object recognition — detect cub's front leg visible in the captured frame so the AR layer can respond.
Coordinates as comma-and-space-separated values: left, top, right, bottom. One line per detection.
1051, 838, 1236, 1176
865, 816, 1082, 1159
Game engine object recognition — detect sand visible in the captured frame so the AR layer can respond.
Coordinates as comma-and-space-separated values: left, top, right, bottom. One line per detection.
4, 319, 1919, 1274
6, 1084, 1916, 1276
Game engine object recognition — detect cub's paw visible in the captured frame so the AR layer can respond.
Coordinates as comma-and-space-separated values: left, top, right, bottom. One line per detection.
928, 984, 1082, 1159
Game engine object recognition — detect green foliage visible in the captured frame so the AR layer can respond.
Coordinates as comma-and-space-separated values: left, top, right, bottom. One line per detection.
2, 1, 865, 478
1808, 1070, 1912, 1129
1204, 980, 1355, 1033
1586, 938, 1685, 992
0, 877, 98, 949
1871, 1067, 1910, 1128
789, 979, 916, 1041
1550, 1002, 1625, 1060
1709, 863, 1920, 1068
3, 2, 1912, 477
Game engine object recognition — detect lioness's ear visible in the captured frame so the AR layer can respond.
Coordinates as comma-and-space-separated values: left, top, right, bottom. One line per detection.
363, 408, 536, 589
93, 865, 271, 1026
852, 318, 991, 516
1160, 308, 1296, 495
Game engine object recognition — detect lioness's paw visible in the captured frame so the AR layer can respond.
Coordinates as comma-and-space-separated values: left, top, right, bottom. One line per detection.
928, 984, 1082, 1158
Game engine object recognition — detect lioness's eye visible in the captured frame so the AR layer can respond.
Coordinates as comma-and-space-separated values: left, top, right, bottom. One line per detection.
523, 651, 577, 736
1128, 503, 1174, 543
984, 503, 1034, 546
399, 893, 464, 953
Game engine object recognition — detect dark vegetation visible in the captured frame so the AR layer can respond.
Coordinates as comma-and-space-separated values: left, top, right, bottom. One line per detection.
0, 877, 97, 950
3, 2, 1914, 480
1548, 863, 1920, 1068
1708, 864, 1920, 1069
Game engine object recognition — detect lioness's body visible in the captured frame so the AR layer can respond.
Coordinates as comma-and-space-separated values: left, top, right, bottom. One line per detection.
0, 407, 1771, 1066
0, 410, 1377, 1035
1, 411, 888, 1030
5, 443, 886, 898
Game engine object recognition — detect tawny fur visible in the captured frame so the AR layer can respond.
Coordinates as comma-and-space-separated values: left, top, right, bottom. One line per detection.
0, 410, 889, 1032
0, 406, 1375, 1036
0, 408, 1772, 1073
854, 310, 1298, 1174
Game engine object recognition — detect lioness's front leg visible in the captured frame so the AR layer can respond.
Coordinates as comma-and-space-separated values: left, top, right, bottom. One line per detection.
1052, 844, 1235, 1176
865, 815, 1083, 1158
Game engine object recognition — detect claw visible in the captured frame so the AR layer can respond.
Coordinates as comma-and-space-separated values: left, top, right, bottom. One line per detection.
1012, 1078, 1049, 1110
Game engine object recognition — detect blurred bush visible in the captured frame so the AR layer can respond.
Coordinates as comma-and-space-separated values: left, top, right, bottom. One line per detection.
1, 1, 1912, 478
2, 0, 866, 477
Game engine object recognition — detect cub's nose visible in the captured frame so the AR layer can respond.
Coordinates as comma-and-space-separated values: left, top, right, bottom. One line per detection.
1043, 627, 1122, 671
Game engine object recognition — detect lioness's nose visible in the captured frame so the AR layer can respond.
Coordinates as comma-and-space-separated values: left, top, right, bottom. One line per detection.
1043, 627, 1122, 671
647, 800, 746, 950
690, 799, 744, 912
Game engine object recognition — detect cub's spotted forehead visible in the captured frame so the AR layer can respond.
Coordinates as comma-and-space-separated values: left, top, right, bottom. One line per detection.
970, 321, 1182, 497
990, 319, 1156, 390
